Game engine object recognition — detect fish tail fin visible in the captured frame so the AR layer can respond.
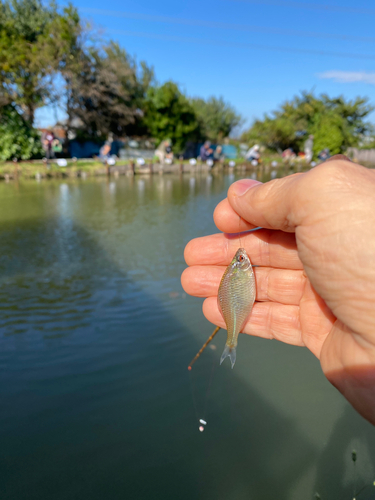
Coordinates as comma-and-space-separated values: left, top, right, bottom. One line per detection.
220, 344, 236, 369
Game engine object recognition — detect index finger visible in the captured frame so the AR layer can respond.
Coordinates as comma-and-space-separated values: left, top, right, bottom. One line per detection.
226, 161, 357, 232
184, 229, 303, 269
228, 172, 306, 232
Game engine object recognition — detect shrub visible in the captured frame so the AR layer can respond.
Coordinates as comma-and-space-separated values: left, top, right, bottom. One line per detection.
0, 105, 44, 161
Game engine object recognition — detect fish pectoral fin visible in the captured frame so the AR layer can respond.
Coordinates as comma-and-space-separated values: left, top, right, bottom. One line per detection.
220, 345, 237, 369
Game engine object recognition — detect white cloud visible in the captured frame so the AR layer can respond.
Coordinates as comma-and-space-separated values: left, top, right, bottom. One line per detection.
317, 71, 375, 85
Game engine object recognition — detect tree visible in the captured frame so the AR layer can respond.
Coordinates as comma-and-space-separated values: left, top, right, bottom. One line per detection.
122, 59, 155, 137
144, 81, 201, 153
241, 92, 374, 155
242, 115, 298, 152
0, 104, 43, 160
190, 96, 243, 142
0, 0, 81, 125
64, 42, 154, 140
65, 43, 136, 140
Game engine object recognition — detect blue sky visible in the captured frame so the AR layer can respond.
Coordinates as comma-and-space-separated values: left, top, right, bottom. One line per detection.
36, 0, 375, 131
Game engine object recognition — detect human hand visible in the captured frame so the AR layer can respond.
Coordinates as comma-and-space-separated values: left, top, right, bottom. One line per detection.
181, 158, 375, 424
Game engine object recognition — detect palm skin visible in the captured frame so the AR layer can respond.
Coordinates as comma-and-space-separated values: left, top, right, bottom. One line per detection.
182, 159, 375, 424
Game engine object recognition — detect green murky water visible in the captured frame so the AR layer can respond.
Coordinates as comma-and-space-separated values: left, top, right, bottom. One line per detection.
0, 171, 374, 500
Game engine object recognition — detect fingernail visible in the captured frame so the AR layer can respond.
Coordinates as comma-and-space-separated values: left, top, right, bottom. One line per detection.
231, 179, 262, 196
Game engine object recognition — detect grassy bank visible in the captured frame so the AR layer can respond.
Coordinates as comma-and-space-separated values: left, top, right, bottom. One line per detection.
0, 159, 114, 180
0, 159, 202, 181
0, 156, 339, 182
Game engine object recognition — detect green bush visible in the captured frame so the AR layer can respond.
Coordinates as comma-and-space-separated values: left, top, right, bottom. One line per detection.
310, 113, 343, 157
241, 92, 374, 155
144, 81, 201, 153
0, 105, 43, 161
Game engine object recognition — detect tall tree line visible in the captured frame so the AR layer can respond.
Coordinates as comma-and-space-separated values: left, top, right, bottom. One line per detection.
0, 0, 242, 159
2, 0, 372, 161
241, 92, 374, 156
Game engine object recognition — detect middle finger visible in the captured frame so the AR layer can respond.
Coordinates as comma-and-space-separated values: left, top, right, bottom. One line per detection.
181, 265, 307, 306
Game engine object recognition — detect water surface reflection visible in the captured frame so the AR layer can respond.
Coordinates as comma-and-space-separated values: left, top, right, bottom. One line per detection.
0, 172, 374, 500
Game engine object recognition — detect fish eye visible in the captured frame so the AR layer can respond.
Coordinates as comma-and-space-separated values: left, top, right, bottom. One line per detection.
238, 255, 244, 262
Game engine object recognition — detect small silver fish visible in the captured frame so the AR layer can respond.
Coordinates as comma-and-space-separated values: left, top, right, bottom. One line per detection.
218, 248, 256, 368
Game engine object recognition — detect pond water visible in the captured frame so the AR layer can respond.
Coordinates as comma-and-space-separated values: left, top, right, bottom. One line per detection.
0, 170, 375, 500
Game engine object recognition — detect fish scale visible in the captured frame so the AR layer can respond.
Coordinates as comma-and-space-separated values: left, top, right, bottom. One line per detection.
217, 248, 256, 368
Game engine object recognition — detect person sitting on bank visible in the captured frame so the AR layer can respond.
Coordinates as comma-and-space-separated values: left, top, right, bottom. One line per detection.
99, 142, 111, 163
245, 144, 260, 162
282, 148, 296, 162
200, 141, 213, 161
155, 139, 173, 163
42, 130, 55, 160
213, 145, 225, 163
318, 148, 330, 162
304, 134, 314, 164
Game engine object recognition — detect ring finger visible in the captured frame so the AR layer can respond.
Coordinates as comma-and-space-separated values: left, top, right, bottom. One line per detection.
181, 265, 307, 306
203, 297, 304, 346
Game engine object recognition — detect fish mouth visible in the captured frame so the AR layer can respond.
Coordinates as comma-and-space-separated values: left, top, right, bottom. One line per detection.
242, 262, 252, 272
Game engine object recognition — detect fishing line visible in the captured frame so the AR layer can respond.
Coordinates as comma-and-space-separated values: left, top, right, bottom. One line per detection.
189, 370, 199, 422
239, 215, 242, 247
188, 329, 220, 432
238, 218, 264, 247
202, 354, 217, 420
241, 225, 263, 268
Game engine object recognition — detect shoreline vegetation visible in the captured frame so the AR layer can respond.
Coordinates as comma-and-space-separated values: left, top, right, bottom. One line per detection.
2, 0, 374, 171
0, 157, 373, 182
0, 158, 310, 181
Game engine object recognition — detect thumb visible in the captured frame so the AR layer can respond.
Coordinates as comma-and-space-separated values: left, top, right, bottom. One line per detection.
228, 173, 306, 232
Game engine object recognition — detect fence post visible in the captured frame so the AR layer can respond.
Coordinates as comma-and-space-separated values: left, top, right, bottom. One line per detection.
13, 158, 18, 180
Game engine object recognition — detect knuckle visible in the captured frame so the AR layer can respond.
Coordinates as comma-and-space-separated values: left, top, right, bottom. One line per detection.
309, 160, 354, 187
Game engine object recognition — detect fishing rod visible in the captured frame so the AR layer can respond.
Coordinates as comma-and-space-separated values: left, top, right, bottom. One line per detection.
188, 327, 219, 432
188, 326, 221, 370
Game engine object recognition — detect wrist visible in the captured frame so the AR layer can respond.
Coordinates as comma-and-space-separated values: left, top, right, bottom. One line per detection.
321, 324, 375, 424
